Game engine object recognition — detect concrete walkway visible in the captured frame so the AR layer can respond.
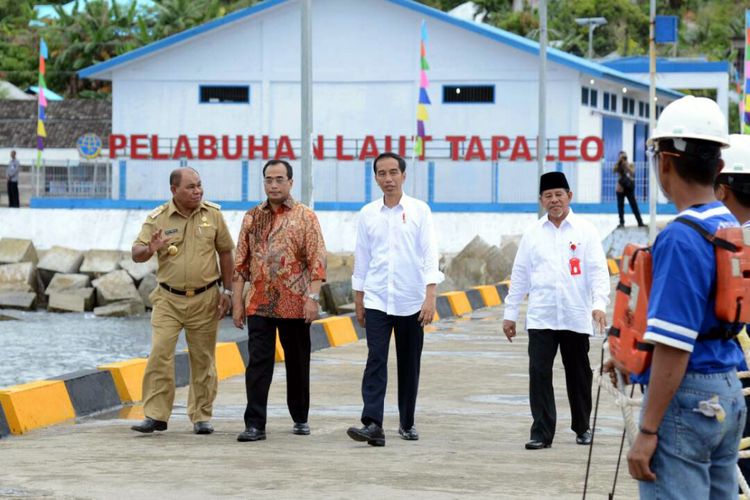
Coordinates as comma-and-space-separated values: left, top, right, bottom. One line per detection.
0, 304, 637, 499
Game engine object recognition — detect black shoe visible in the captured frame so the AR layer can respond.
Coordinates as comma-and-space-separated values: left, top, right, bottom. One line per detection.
398, 426, 419, 441
346, 423, 385, 447
617, 223, 625, 228
237, 427, 266, 442
193, 421, 214, 435
576, 430, 592, 445
638, 223, 646, 227
293, 422, 310, 435
131, 417, 167, 433
525, 439, 551, 450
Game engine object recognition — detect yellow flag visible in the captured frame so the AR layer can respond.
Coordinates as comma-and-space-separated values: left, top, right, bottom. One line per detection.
417, 104, 428, 122
37, 120, 47, 138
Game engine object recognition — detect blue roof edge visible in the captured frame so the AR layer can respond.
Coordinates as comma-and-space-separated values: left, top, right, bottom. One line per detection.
79, 0, 683, 99
601, 57, 730, 74
78, 0, 288, 79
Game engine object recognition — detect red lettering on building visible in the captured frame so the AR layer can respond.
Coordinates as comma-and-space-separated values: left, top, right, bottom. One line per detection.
580, 136, 604, 162
130, 134, 149, 160
336, 135, 353, 161
198, 135, 218, 160
274, 136, 296, 160
445, 136, 466, 161
221, 135, 243, 160
151, 135, 169, 160
109, 134, 127, 158
173, 135, 194, 160
558, 136, 578, 162
313, 135, 325, 160
248, 135, 269, 159
490, 136, 510, 160
510, 136, 532, 161
358, 135, 379, 160
465, 136, 487, 161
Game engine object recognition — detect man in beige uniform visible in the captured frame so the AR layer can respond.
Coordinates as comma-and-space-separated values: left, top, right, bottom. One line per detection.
130, 167, 235, 435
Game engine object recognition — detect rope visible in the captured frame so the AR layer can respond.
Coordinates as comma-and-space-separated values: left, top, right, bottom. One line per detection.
582, 338, 606, 500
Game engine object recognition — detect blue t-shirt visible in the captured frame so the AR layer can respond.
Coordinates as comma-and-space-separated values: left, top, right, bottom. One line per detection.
632, 202, 744, 384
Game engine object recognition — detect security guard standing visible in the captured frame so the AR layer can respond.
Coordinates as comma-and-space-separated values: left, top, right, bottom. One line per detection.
130, 167, 235, 435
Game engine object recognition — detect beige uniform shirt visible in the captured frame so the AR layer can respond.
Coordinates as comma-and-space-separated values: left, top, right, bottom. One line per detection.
135, 199, 235, 290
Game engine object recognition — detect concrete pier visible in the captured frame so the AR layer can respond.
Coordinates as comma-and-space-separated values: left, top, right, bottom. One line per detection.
0, 304, 636, 499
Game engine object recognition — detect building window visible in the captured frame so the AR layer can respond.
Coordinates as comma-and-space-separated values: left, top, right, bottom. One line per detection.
199, 85, 250, 104
603, 92, 610, 111
442, 85, 495, 103
623, 97, 635, 116
581, 87, 589, 106
638, 101, 645, 117
590, 89, 598, 108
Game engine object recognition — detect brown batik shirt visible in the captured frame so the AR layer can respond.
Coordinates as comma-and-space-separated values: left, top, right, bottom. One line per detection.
233, 197, 327, 319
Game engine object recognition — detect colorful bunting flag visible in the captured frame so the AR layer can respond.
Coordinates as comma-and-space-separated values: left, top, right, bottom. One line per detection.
744, 11, 750, 134
415, 20, 430, 156
37, 38, 48, 166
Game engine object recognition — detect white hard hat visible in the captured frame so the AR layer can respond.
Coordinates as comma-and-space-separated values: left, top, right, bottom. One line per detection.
720, 134, 750, 175
648, 95, 729, 147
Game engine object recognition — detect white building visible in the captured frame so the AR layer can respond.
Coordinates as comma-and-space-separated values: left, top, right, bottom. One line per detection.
73, 0, 682, 212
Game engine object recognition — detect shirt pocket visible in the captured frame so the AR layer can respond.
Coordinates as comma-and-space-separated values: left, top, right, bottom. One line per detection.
195, 224, 217, 255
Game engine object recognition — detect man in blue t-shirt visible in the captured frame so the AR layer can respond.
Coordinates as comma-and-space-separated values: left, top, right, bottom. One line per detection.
607, 96, 745, 499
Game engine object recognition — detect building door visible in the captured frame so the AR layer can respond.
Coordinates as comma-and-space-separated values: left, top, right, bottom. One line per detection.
601, 116, 623, 202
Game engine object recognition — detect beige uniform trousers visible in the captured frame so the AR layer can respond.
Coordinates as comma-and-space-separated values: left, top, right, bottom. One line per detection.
141, 286, 219, 423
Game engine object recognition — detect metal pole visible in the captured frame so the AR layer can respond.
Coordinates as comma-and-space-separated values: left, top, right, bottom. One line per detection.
537, 0, 547, 217
648, 0, 657, 242
300, 0, 313, 206
588, 24, 594, 59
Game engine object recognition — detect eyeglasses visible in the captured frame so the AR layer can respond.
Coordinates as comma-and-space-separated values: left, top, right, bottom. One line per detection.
264, 177, 289, 186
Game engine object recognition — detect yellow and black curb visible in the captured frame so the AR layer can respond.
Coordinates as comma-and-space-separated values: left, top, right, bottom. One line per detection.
0, 270, 619, 438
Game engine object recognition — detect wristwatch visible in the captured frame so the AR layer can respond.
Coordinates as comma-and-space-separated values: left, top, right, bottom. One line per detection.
223, 288, 233, 297
307, 293, 320, 301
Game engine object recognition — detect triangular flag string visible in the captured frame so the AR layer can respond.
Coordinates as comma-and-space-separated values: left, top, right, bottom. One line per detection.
744, 11, 750, 134
37, 38, 48, 166
414, 21, 430, 157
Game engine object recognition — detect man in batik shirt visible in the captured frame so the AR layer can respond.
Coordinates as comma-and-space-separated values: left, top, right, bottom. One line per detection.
232, 160, 327, 442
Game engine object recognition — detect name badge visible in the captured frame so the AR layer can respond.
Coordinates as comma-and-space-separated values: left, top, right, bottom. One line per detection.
165, 228, 178, 236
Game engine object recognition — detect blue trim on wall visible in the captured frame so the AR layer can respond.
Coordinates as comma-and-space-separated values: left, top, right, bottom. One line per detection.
79, 0, 288, 78
29, 197, 679, 215
602, 57, 729, 74
78, 0, 682, 99
241, 160, 249, 202
364, 161, 372, 203
118, 160, 127, 200
428, 161, 435, 203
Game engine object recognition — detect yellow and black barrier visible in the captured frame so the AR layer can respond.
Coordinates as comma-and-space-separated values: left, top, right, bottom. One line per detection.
0, 269, 625, 437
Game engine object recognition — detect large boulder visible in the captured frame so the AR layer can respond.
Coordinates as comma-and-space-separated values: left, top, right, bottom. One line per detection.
37, 246, 84, 285
492, 235, 521, 282
45, 273, 90, 295
0, 262, 37, 293
94, 299, 145, 317
48, 288, 95, 312
118, 257, 158, 283
326, 253, 354, 284
79, 250, 124, 276
138, 273, 158, 309
445, 236, 492, 290
0, 292, 36, 310
0, 238, 38, 265
92, 270, 142, 306
320, 281, 352, 315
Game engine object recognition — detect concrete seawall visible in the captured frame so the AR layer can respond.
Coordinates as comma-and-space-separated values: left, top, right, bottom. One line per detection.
0, 207, 663, 253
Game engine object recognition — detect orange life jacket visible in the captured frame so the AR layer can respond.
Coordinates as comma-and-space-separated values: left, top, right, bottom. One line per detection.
608, 243, 653, 375
609, 219, 750, 374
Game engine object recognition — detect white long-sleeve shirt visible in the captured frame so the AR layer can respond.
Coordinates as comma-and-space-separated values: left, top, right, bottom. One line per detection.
503, 210, 610, 335
352, 194, 444, 316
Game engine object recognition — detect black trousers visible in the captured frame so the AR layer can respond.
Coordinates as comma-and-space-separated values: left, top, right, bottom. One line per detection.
361, 308, 423, 429
616, 188, 643, 226
7, 181, 19, 208
243, 315, 311, 429
528, 329, 592, 443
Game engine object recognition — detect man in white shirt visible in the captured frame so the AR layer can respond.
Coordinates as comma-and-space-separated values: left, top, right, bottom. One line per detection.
502, 171, 610, 450
346, 152, 444, 447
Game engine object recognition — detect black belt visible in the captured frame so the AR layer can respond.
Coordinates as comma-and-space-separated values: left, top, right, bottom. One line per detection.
159, 279, 220, 297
